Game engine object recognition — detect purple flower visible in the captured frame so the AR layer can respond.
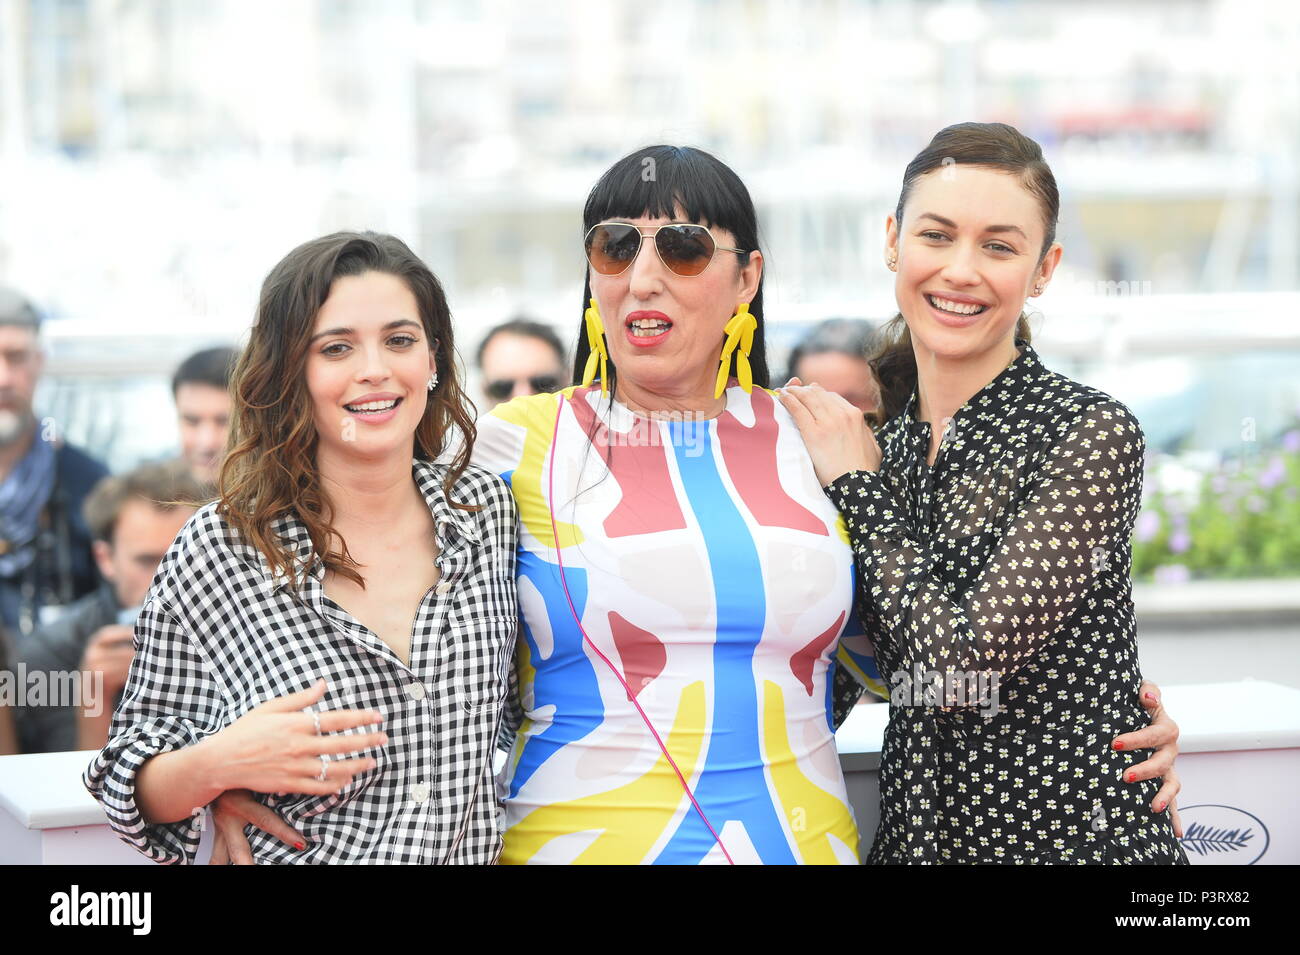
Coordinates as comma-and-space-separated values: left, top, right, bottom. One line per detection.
1246, 495, 1266, 513
1258, 457, 1286, 490
1282, 430, 1300, 454
1154, 564, 1191, 585
1168, 529, 1191, 554
1134, 510, 1161, 543
1211, 475, 1229, 494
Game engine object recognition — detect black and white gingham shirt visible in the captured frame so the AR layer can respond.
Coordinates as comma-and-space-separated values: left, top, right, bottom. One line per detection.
83, 460, 517, 864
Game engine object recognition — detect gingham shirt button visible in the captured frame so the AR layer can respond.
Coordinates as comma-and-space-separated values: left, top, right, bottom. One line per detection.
435, 580, 453, 595
410, 782, 430, 805
405, 681, 426, 701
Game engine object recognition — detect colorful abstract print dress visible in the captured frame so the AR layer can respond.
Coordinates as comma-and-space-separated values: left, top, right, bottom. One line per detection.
472, 383, 886, 864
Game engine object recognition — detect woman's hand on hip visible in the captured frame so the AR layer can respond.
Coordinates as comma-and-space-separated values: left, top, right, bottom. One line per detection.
209, 789, 307, 865
201, 679, 386, 797
1111, 679, 1183, 837
779, 378, 882, 486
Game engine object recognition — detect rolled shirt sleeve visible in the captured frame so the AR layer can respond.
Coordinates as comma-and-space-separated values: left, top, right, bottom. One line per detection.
83, 594, 229, 864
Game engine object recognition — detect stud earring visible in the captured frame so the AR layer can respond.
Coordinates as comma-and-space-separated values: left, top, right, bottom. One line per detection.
427, 372, 438, 391
1032, 284, 1044, 297
886, 253, 898, 272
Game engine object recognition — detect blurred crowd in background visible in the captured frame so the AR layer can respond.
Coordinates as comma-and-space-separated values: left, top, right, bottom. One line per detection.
2, 0, 1299, 753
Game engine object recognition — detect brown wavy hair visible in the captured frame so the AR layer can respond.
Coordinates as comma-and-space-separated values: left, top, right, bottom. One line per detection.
869, 122, 1059, 427
217, 231, 477, 591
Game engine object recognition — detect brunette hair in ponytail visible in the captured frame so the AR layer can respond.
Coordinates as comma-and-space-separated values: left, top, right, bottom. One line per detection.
868, 122, 1060, 427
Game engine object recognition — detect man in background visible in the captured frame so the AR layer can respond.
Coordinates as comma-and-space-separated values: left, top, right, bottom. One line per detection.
173, 346, 236, 488
786, 318, 880, 416
475, 318, 567, 411
15, 460, 202, 753
0, 286, 109, 642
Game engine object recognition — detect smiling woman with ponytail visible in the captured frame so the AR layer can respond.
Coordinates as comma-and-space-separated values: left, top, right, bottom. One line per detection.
782, 122, 1188, 865
866, 126, 1052, 428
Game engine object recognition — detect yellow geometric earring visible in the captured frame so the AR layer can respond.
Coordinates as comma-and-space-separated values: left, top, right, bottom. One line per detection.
714, 303, 757, 399
581, 297, 609, 394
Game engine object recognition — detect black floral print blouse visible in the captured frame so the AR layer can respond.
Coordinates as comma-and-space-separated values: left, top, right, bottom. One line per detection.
828, 342, 1187, 864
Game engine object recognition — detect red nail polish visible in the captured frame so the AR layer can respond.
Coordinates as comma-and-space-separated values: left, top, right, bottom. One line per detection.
294, 841, 305, 850
1145, 692, 1156, 701
1155, 801, 1166, 812
1112, 740, 1124, 750
1126, 772, 1136, 782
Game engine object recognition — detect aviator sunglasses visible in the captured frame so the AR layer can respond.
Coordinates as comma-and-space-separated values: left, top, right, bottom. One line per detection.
584, 222, 748, 277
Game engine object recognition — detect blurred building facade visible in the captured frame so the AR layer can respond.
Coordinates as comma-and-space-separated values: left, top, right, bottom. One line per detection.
0, 0, 1297, 472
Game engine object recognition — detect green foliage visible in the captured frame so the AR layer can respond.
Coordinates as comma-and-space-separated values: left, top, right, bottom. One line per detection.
1132, 429, 1300, 581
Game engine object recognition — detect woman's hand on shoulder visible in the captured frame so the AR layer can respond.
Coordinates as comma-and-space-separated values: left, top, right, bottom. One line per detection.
201, 679, 386, 797
778, 378, 882, 487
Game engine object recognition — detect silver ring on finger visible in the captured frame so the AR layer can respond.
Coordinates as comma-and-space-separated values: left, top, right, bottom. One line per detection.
317, 755, 328, 782
311, 711, 322, 735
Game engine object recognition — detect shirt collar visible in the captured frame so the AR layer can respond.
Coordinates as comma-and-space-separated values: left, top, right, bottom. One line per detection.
898, 339, 1046, 465
413, 459, 482, 545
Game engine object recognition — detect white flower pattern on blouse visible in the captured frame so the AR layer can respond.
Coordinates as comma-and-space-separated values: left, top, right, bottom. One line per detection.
828, 342, 1188, 865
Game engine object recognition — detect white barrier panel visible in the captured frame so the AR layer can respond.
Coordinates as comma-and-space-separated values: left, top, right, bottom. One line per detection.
1151, 681, 1300, 865
1, 680, 1296, 864
835, 680, 1300, 865
0, 748, 214, 864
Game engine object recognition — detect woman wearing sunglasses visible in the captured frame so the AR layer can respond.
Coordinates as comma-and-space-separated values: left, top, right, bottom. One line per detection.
465, 143, 1182, 865
782, 123, 1187, 863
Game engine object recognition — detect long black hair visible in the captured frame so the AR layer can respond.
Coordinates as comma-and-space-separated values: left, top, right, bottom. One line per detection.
571, 144, 769, 396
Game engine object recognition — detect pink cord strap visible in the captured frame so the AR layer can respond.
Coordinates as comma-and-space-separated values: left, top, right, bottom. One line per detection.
545, 394, 734, 865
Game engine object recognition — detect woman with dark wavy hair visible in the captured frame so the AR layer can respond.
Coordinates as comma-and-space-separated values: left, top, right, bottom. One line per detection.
84, 231, 518, 864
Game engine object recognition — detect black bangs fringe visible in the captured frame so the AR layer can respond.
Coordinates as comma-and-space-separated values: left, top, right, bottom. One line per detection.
572, 144, 768, 394
582, 145, 755, 236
